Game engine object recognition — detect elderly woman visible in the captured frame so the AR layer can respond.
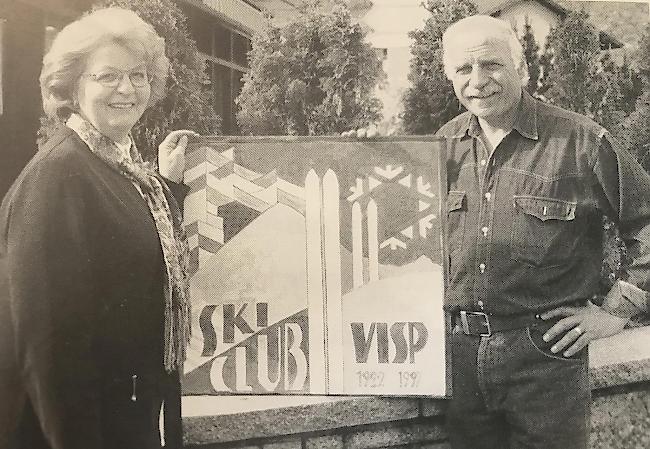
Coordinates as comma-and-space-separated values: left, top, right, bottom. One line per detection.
0, 8, 197, 449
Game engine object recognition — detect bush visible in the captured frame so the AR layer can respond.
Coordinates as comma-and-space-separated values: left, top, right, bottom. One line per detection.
400, 0, 476, 135
236, 0, 384, 135
539, 10, 642, 132
520, 17, 541, 95
613, 24, 650, 168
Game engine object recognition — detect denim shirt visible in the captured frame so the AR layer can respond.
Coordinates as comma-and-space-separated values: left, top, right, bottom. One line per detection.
437, 91, 650, 315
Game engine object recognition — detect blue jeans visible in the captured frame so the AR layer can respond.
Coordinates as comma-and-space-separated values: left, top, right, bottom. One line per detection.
446, 320, 590, 449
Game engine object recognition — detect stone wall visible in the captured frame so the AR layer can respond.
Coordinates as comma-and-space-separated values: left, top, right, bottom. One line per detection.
183, 326, 650, 449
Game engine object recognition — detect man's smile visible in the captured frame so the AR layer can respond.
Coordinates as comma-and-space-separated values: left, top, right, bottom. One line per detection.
467, 91, 499, 100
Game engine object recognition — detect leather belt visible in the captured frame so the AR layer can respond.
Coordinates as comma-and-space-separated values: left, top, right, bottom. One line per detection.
453, 310, 542, 337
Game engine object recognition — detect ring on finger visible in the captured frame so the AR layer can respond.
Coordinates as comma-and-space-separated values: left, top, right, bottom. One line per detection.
574, 326, 583, 336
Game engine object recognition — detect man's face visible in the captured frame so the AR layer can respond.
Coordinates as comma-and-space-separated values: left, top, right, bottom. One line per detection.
445, 33, 525, 126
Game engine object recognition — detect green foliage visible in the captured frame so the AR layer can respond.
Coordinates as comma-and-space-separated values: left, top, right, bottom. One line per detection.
236, 0, 384, 135
401, 0, 476, 135
539, 10, 642, 132
601, 215, 627, 291
40, 0, 221, 160
520, 17, 541, 95
539, 10, 601, 114
613, 25, 650, 168
95, 0, 221, 159
598, 53, 643, 130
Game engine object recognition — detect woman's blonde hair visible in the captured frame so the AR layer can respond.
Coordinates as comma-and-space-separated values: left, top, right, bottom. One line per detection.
40, 7, 169, 120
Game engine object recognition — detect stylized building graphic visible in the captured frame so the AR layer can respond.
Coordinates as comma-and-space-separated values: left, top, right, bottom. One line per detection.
182, 142, 306, 274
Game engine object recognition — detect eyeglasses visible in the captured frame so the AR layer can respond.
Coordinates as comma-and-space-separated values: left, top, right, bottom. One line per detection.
82, 69, 149, 88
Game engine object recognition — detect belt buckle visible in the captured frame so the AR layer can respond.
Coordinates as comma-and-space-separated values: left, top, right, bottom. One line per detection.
460, 311, 492, 337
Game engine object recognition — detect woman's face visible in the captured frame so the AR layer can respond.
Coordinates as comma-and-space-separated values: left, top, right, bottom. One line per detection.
75, 42, 151, 144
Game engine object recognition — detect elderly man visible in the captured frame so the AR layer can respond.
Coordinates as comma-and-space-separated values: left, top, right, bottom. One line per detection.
437, 15, 650, 449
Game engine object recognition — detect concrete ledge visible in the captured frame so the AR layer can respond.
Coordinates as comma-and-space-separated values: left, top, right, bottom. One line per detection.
344, 421, 446, 448
183, 326, 650, 446
590, 326, 650, 389
184, 397, 420, 445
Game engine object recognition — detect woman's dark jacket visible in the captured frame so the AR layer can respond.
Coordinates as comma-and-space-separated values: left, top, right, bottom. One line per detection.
0, 126, 189, 449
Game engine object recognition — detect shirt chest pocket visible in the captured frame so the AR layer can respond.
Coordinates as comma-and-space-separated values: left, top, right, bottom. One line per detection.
511, 195, 577, 267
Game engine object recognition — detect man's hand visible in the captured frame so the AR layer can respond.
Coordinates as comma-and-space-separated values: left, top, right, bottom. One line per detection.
540, 301, 629, 357
158, 130, 199, 183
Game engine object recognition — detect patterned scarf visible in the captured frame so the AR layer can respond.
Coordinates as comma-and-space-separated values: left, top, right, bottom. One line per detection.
67, 114, 190, 373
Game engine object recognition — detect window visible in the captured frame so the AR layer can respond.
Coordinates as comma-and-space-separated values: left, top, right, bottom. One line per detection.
205, 23, 250, 134
182, 4, 252, 135
232, 32, 250, 67
214, 23, 230, 61
187, 12, 213, 55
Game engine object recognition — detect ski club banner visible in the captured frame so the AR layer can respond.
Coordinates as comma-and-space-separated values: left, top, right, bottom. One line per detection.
180, 136, 449, 397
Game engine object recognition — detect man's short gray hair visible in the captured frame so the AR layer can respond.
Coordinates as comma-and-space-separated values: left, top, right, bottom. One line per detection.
442, 15, 529, 86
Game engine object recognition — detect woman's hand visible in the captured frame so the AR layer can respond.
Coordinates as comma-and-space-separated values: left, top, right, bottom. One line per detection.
539, 301, 629, 357
158, 130, 199, 183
